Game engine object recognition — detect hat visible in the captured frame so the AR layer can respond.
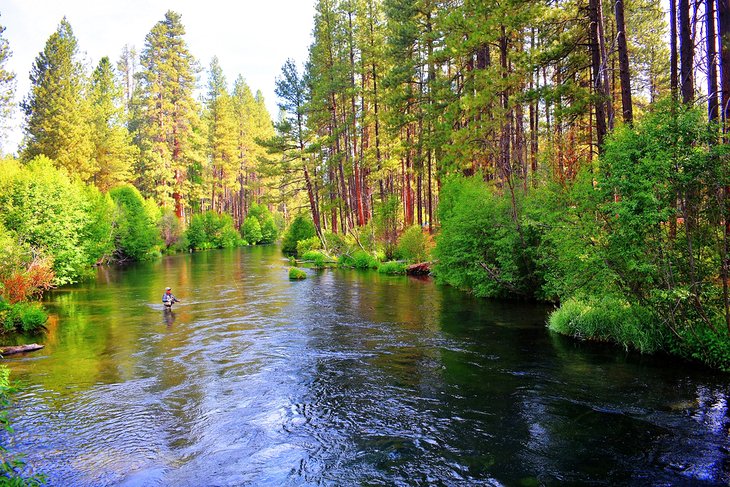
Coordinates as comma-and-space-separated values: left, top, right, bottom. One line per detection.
165, 287, 171, 290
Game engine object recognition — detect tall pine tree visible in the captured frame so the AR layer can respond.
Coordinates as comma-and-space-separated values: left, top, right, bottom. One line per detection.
22, 18, 94, 180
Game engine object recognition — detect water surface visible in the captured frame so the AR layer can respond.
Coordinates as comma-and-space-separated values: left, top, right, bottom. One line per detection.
3, 246, 729, 485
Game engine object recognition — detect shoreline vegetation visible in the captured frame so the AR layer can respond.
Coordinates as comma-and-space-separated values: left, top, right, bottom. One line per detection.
0, 2, 727, 382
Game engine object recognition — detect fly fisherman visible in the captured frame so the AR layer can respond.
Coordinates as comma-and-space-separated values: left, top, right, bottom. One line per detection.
162, 287, 180, 309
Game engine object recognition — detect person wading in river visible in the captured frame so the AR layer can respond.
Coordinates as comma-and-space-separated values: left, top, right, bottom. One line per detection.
162, 287, 180, 309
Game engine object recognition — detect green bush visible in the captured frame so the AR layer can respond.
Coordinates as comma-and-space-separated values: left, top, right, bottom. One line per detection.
321, 231, 353, 255
378, 261, 407, 275
296, 236, 321, 256
0, 157, 104, 284
288, 267, 307, 280
242, 215, 263, 245
0, 302, 48, 334
159, 209, 183, 250
186, 211, 241, 250
433, 175, 542, 299
396, 225, 430, 263
282, 214, 316, 255
260, 215, 278, 244
110, 184, 161, 261
349, 250, 379, 269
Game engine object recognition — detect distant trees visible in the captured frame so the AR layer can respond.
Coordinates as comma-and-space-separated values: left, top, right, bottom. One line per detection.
0, 14, 15, 148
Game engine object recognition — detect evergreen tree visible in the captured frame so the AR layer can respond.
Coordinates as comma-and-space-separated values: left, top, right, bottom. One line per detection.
22, 18, 94, 180
134, 10, 199, 218
88, 56, 136, 191
205, 57, 237, 213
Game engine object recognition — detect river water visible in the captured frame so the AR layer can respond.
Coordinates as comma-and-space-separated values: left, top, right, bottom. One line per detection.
2, 246, 729, 486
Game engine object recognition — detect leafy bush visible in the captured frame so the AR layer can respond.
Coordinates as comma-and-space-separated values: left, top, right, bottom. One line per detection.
378, 261, 407, 275
241, 215, 263, 245
0, 301, 48, 334
282, 214, 316, 255
373, 196, 400, 259
347, 250, 379, 269
288, 267, 307, 280
296, 236, 321, 256
246, 204, 279, 244
0, 157, 100, 284
396, 225, 431, 263
186, 211, 241, 250
110, 184, 161, 261
260, 215, 278, 244
434, 175, 543, 299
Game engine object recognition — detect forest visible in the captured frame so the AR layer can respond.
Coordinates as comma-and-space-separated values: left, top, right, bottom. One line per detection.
0, 0, 728, 373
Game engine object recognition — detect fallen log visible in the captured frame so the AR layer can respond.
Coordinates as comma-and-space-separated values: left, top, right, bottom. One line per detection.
406, 262, 431, 276
0, 344, 44, 356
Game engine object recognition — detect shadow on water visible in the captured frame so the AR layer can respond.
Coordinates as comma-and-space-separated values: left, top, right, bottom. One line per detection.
1, 246, 728, 485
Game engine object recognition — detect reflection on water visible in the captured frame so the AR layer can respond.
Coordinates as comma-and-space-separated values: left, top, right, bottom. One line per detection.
2, 246, 729, 485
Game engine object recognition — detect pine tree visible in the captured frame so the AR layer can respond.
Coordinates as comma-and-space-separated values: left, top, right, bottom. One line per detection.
135, 10, 199, 218
22, 18, 94, 180
88, 56, 136, 191
205, 56, 237, 213
0, 14, 15, 149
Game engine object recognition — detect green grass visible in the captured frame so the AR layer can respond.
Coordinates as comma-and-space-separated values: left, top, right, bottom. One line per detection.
377, 261, 407, 275
288, 267, 307, 280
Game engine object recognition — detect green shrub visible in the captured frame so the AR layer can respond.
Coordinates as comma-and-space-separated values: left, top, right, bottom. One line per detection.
186, 211, 241, 250
351, 250, 379, 269
260, 215, 278, 244
296, 236, 321, 256
0, 302, 48, 334
110, 185, 161, 261
282, 215, 316, 255
242, 215, 263, 244
396, 225, 431, 263
434, 175, 542, 299
0, 157, 103, 284
378, 261, 407, 275
288, 267, 307, 280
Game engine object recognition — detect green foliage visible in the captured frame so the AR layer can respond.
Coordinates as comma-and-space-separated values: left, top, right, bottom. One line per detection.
0, 301, 48, 334
373, 196, 400, 259
281, 214, 316, 255
296, 236, 321, 256
378, 261, 407, 275
434, 176, 542, 299
260, 216, 278, 244
548, 298, 663, 354
341, 250, 379, 269
186, 211, 241, 250
301, 250, 331, 268
22, 18, 94, 181
109, 185, 160, 261
288, 267, 307, 280
396, 225, 431, 263
241, 215, 262, 245
0, 157, 102, 284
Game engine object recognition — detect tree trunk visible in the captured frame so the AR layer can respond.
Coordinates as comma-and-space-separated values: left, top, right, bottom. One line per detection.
615, 0, 633, 124
679, 0, 694, 103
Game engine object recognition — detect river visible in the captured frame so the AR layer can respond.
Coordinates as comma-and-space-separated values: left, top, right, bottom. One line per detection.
2, 246, 729, 485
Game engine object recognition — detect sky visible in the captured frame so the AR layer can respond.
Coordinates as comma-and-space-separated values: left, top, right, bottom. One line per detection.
0, 0, 317, 154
